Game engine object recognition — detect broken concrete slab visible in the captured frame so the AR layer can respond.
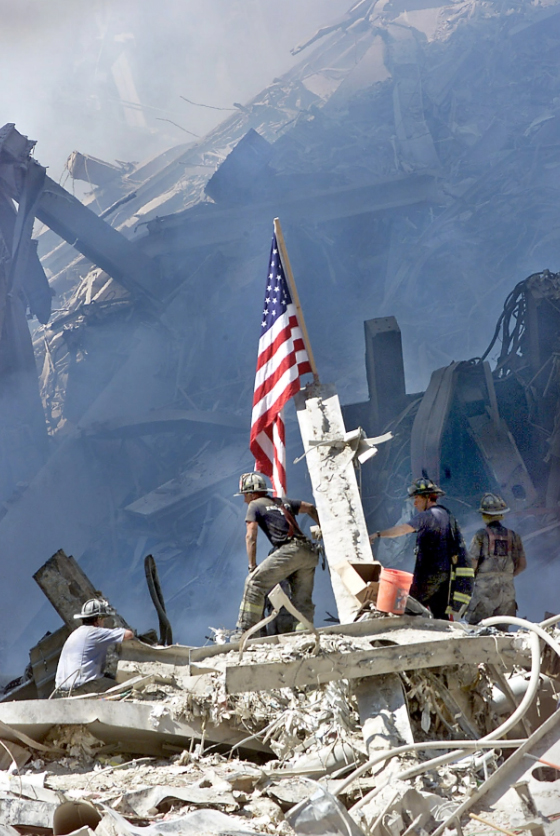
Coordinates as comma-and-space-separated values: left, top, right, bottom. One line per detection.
98, 806, 260, 836
0, 699, 272, 758
224, 631, 528, 694
114, 782, 239, 817
0, 794, 59, 830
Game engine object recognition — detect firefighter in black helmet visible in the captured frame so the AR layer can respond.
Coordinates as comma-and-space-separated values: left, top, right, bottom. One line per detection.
369, 477, 473, 619
464, 493, 526, 624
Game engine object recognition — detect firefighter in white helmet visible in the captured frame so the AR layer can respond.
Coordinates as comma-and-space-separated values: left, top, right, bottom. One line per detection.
465, 493, 527, 624
54, 599, 134, 696
234, 472, 319, 635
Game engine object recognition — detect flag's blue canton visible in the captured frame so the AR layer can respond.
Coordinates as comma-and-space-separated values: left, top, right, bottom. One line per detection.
261, 236, 293, 333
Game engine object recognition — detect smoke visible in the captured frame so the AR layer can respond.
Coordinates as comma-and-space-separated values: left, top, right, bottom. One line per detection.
0, 0, 351, 175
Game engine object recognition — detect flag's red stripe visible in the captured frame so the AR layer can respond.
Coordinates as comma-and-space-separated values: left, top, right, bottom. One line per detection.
252, 350, 299, 408
251, 428, 274, 478
250, 377, 300, 442
273, 416, 286, 497
256, 316, 301, 372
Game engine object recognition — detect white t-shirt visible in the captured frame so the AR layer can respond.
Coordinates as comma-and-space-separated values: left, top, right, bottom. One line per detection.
55, 624, 126, 690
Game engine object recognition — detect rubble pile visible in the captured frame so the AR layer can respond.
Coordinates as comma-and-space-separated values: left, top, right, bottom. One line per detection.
0, 616, 558, 836
0, 553, 558, 835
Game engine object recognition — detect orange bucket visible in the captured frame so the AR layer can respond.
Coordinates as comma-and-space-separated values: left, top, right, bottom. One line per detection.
376, 568, 414, 615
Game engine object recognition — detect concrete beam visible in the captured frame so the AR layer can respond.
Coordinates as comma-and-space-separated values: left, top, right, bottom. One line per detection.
224, 634, 526, 694
294, 383, 375, 623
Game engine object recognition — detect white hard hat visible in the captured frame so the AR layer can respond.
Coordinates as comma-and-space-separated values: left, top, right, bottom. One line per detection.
234, 472, 269, 496
74, 598, 112, 620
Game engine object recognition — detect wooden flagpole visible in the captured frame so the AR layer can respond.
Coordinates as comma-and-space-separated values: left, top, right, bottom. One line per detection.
273, 217, 320, 383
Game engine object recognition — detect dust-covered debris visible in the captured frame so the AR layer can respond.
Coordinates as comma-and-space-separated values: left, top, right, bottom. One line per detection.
0, 616, 558, 835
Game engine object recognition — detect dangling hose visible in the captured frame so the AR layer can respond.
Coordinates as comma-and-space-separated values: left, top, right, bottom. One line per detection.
144, 554, 173, 646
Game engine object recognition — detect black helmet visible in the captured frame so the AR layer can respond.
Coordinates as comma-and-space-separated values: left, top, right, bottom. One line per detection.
479, 493, 509, 515
407, 476, 444, 497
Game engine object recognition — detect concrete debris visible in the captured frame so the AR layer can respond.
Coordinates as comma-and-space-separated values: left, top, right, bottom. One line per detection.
0, 614, 556, 835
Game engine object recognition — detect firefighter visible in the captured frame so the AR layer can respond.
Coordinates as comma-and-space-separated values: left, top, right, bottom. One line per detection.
54, 599, 134, 696
465, 493, 526, 624
235, 472, 319, 635
369, 476, 473, 619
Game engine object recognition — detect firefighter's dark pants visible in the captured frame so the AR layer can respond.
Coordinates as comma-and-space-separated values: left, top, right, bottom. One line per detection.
410, 569, 450, 620
237, 538, 318, 632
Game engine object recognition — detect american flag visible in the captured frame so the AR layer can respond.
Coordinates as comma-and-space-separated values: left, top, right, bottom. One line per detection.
250, 232, 312, 496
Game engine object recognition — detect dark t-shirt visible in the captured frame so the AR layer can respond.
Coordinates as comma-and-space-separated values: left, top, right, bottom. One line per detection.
245, 496, 302, 547
409, 505, 452, 575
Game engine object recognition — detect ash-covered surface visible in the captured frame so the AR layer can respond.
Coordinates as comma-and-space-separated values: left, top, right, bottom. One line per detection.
0, 622, 556, 836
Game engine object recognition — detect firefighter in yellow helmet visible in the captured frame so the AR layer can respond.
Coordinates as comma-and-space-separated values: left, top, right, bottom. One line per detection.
465, 493, 527, 624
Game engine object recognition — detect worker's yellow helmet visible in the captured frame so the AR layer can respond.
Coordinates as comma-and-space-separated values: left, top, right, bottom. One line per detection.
407, 476, 444, 497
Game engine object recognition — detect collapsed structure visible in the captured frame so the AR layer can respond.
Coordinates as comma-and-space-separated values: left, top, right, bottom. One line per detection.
0, 548, 559, 836
0, 0, 559, 655
0, 0, 559, 833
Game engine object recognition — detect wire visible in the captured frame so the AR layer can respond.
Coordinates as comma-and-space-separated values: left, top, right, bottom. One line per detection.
180, 95, 237, 112
155, 118, 200, 138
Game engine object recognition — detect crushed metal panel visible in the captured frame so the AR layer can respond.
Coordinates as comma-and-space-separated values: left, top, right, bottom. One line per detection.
410, 363, 460, 482
33, 549, 105, 628
467, 414, 538, 511
29, 624, 70, 699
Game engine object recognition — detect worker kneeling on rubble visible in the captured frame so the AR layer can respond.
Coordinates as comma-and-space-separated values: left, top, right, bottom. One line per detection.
235, 472, 320, 635
54, 599, 133, 696
370, 477, 473, 619
465, 493, 527, 624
